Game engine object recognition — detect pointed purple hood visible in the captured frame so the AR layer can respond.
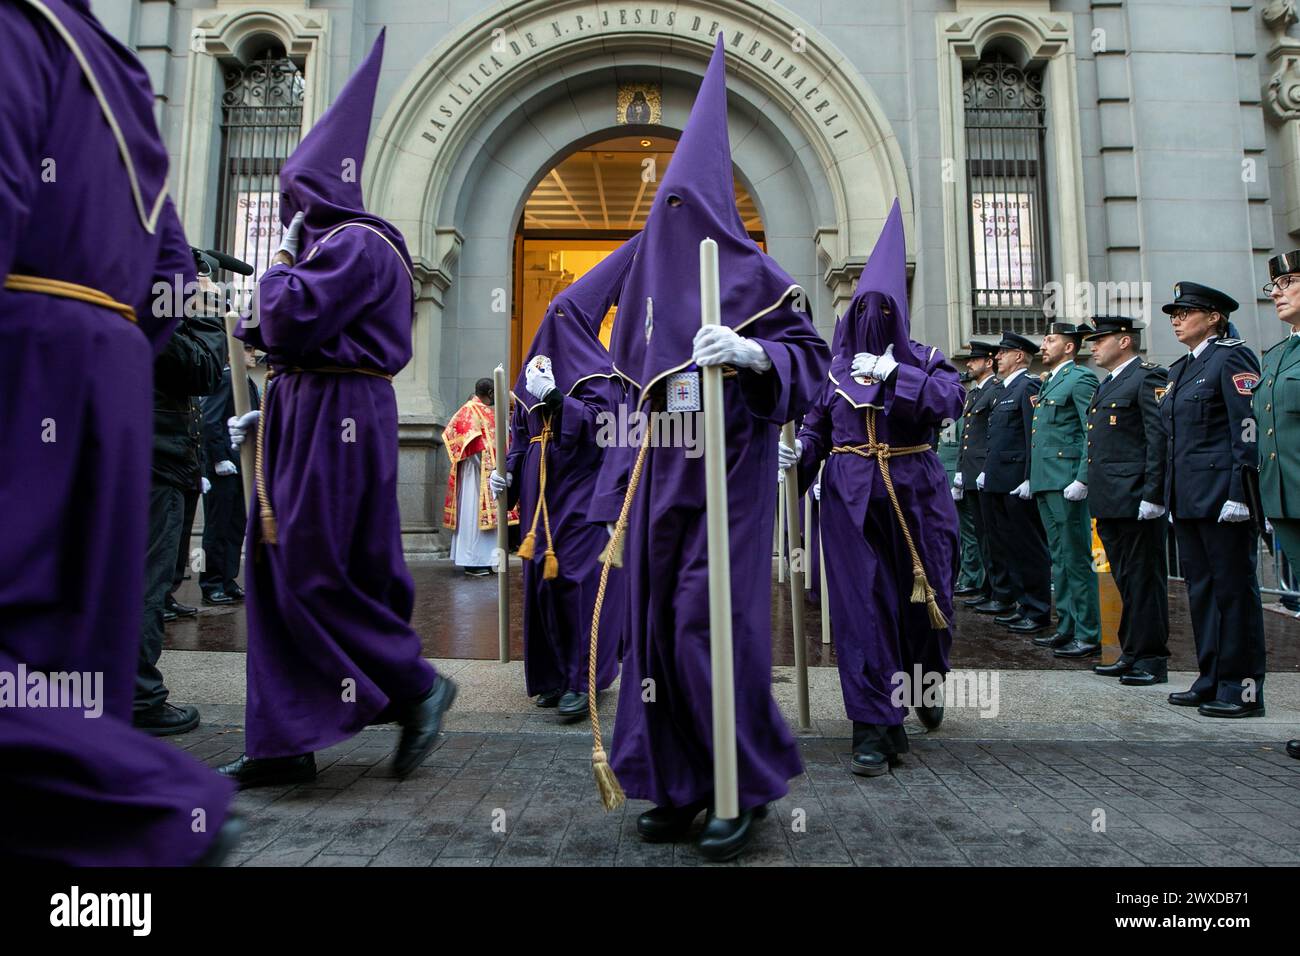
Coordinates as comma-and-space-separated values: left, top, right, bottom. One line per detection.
279, 29, 411, 270
607, 33, 801, 407
513, 234, 640, 408
25, 0, 170, 233
830, 199, 923, 407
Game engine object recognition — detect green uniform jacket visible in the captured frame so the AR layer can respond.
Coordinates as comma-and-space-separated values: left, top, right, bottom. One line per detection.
1253, 334, 1300, 518
1030, 360, 1099, 492
936, 401, 964, 481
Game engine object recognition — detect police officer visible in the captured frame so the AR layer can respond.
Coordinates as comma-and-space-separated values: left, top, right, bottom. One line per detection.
1029, 323, 1101, 657
1254, 251, 1300, 755
977, 332, 1053, 632
1160, 282, 1267, 717
1083, 317, 1171, 685
961, 343, 1019, 613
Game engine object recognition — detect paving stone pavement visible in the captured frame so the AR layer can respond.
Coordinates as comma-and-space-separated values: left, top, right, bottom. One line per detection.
174, 725, 1300, 867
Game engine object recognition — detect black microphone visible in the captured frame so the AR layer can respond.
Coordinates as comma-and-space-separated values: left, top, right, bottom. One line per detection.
200, 247, 255, 276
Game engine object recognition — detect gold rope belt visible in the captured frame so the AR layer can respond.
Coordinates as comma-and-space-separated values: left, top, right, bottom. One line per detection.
830, 408, 947, 629
517, 420, 558, 579
4, 274, 136, 323
254, 364, 394, 545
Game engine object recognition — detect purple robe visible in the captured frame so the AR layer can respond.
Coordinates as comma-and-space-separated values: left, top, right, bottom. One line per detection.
506, 239, 640, 697
235, 31, 436, 758
588, 35, 830, 810
796, 201, 963, 727
0, 0, 233, 863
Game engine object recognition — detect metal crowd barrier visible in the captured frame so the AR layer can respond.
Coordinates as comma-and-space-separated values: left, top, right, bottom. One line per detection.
1165, 525, 1300, 602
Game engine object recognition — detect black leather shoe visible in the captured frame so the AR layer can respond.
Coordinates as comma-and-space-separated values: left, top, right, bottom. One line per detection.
163, 608, 178, 623
963, 595, 993, 608
216, 753, 316, 790
1093, 659, 1133, 677
1009, 618, 1051, 635
165, 595, 198, 618
1287, 740, 1300, 759
995, 612, 1026, 626
953, 586, 984, 598
535, 689, 562, 708
636, 800, 708, 842
916, 706, 943, 731
973, 600, 1016, 615
1053, 639, 1100, 659
393, 676, 458, 778
225, 582, 245, 600
1168, 690, 1211, 707
464, 566, 492, 577
133, 702, 200, 737
1034, 631, 1073, 648
202, 590, 234, 606
557, 691, 588, 719
851, 751, 890, 776
1120, 670, 1168, 687
195, 814, 246, 866
1197, 700, 1265, 719
696, 805, 768, 862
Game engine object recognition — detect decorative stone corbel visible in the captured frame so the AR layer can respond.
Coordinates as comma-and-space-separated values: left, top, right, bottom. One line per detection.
1263, 1, 1300, 238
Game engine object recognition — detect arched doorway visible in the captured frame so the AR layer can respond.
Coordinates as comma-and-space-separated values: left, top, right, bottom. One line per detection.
511, 133, 765, 379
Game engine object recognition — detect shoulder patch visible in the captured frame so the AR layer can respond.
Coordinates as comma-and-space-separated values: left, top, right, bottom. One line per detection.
1154, 385, 1170, 403
1232, 371, 1259, 395
1028, 393, 1039, 407
1141, 362, 1155, 369
1216, 338, 1245, 347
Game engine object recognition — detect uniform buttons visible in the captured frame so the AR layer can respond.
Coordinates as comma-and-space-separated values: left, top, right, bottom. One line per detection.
1110, 403, 1117, 408
1087, 457, 1092, 464
1087, 424, 1093, 430
1271, 452, 1277, 459
1267, 404, 1272, 412
1057, 452, 1063, 457
1268, 428, 1274, 436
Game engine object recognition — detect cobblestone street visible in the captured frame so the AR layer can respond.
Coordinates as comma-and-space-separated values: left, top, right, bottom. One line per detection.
172, 725, 1300, 868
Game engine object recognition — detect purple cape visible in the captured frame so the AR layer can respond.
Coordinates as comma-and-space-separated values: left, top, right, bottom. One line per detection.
507, 238, 639, 696
0, 0, 232, 863
607, 34, 802, 409
236, 31, 436, 758
588, 35, 830, 809
796, 202, 963, 727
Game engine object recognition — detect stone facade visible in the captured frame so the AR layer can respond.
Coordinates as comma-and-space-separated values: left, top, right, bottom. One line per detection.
93, 0, 1300, 553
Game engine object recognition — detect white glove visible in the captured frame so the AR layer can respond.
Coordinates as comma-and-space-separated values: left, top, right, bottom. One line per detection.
278, 211, 305, 259
525, 356, 556, 401
1012, 480, 1032, 500
1265, 518, 1274, 535
606, 523, 616, 539
812, 480, 821, 501
488, 471, 511, 501
200, 477, 212, 495
215, 460, 237, 477
850, 345, 898, 383
1137, 500, 1165, 520
1218, 500, 1250, 523
951, 485, 964, 502
1063, 480, 1088, 502
976, 472, 986, 491
692, 325, 771, 371
228, 410, 261, 448
778, 438, 802, 471
954, 472, 964, 489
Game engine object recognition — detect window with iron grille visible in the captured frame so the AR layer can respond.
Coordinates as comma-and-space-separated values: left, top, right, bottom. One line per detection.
213, 45, 304, 303
963, 54, 1050, 336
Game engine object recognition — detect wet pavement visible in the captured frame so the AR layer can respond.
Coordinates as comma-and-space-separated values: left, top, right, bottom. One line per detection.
167, 557, 1300, 672
174, 723, 1300, 867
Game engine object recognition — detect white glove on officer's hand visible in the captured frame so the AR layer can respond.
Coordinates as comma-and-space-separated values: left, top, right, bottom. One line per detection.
951, 485, 964, 502
525, 356, 556, 401
778, 438, 802, 471
1012, 480, 1032, 500
1266, 518, 1274, 535
812, 480, 821, 502
1137, 500, 1165, 521
976, 472, 986, 491
488, 471, 511, 501
692, 325, 772, 371
1063, 480, 1088, 502
228, 410, 261, 448
1217, 500, 1250, 523
201, 477, 212, 495
215, 460, 237, 477
278, 211, 305, 260
954, 472, 964, 489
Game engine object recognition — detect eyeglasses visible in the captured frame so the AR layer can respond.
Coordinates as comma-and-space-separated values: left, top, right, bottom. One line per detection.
1167, 309, 1201, 323
1263, 274, 1297, 295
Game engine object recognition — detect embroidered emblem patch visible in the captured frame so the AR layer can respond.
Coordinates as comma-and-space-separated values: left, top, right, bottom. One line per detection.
1232, 372, 1259, 395
1029, 394, 1039, 407
666, 371, 701, 413
1109, 415, 1118, 425
1154, 386, 1169, 403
